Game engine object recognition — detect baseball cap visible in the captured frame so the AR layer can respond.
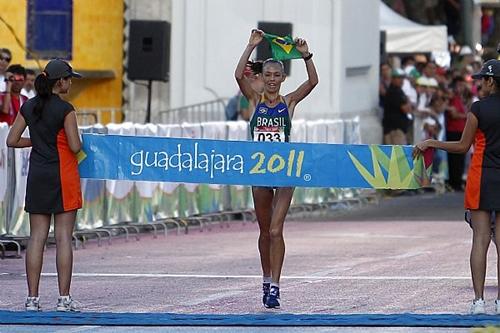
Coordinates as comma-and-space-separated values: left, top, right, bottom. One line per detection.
43, 59, 82, 79
391, 68, 406, 78
416, 77, 430, 86
471, 59, 500, 79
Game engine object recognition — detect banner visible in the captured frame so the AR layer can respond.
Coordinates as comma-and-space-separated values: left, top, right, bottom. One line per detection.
79, 134, 432, 189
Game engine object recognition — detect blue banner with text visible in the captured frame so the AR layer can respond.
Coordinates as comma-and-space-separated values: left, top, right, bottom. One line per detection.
78, 134, 432, 189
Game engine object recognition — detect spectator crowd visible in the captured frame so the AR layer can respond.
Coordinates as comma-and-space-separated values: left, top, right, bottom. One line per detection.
380, 50, 484, 192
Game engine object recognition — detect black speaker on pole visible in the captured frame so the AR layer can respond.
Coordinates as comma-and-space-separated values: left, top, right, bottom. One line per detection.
380, 30, 387, 64
257, 21, 293, 76
127, 20, 170, 82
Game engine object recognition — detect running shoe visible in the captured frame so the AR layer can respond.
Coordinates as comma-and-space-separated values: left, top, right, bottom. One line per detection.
262, 283, 270, 306
25, 296, 41, 311
56, 295, 80, 312
265, 286, 280, 309
470, 298, 485, 314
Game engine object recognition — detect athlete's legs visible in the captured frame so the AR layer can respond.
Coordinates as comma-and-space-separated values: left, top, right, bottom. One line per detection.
269, 187, 294, 284
494, 211, 500, 299
252, 186, 274, 277
26, 214, 51, 297
54, 210, 77, 296
471, 209, 492, 300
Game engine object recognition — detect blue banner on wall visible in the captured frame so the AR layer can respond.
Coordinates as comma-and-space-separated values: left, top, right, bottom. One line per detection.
79, 134, 432, 189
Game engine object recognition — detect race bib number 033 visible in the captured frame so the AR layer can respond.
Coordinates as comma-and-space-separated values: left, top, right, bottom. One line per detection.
253, 128, 285, 142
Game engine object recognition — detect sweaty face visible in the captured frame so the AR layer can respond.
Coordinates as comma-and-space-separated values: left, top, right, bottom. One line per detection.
262, 63, 285, 93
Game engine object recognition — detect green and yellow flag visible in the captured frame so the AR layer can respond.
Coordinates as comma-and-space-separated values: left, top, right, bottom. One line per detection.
263, 33, 303, 61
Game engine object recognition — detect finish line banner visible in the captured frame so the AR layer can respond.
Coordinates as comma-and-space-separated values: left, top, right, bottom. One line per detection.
78, 134, 432, 189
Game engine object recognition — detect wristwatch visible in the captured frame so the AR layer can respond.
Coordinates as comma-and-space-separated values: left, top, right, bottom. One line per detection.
303, 53, 313, 61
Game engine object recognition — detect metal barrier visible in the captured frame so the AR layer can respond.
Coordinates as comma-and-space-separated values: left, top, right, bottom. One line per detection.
157, 99, 227, 124
0, 117, 368, 253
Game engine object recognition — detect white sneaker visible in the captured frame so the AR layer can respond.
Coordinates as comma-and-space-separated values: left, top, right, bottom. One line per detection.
495, 299, 500, 315
470, 298, 486, 314
56, 295, 80, 312
25, 296, 41, 311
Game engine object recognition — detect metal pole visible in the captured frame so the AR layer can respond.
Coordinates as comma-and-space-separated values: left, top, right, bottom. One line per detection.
146, 79, 152, 123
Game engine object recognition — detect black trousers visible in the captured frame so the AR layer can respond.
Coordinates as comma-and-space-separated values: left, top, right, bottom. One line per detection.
446, 131, 465, 190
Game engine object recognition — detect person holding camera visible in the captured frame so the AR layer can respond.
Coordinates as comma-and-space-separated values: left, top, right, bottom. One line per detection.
0, 64, 28, 125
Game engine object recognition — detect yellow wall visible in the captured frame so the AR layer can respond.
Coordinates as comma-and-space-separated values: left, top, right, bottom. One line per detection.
0, 0, 124, 123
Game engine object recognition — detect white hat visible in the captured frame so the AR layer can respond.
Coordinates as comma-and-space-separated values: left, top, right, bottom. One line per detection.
427, 78, 439, 88
423, 117, 437, 127
459, 45, 473, 56
416, 77, 429, 86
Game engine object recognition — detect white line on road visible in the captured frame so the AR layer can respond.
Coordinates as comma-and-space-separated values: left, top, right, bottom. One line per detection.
32, 272, 496, 280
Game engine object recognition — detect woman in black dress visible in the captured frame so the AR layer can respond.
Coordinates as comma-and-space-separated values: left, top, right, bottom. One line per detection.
414, 59, 500, 315
7, 59, 83, 312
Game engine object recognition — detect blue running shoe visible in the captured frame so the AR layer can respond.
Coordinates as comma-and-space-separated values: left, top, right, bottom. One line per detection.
265, 286, 280, 309
262, 283, 270, 306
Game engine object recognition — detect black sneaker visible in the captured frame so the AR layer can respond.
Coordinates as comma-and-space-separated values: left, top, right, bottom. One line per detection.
262, 283, 270, 306
265, 286, 280, 309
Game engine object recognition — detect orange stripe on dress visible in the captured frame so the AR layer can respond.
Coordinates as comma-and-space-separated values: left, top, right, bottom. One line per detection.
465, 129, 485, 209
57, 129, 82, 211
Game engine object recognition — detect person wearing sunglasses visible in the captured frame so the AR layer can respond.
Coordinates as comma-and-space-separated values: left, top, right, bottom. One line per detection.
0, 64, 28, 125
0, 48, 12, 92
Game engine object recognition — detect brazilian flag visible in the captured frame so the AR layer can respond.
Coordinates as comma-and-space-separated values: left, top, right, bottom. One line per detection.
263, 33, 303, 61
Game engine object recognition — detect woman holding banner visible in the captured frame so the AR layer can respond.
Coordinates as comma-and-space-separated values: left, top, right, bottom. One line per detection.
414, 59, 500, 315
6, 59, 82, 312
235, 28, 318, 308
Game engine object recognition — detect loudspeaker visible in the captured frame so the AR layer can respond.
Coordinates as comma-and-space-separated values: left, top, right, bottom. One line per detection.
257, 22, 293, 76
127, 20, 170, 81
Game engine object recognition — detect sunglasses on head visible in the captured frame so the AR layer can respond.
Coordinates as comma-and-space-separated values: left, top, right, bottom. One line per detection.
0, 56, 11, 62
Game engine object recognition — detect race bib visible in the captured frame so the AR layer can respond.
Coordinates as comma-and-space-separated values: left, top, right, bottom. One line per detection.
253, 127, 285, 142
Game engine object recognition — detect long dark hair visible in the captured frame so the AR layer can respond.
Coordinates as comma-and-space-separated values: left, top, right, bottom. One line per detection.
33, 72, 58, 119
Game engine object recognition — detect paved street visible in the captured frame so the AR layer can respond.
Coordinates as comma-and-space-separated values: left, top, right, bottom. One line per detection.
0, 191, 495, 332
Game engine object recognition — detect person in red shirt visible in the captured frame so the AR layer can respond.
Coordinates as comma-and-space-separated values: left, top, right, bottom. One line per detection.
0, 64, 28, 125
446, 76, 468, 191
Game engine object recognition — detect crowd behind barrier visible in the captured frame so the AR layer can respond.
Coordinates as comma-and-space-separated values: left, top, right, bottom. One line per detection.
0, 117, 362, 238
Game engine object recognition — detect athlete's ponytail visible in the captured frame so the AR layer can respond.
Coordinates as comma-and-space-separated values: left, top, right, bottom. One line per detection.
33, 72, 58, 119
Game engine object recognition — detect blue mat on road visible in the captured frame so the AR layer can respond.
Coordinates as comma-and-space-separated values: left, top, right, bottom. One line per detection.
1, 311, 500, 327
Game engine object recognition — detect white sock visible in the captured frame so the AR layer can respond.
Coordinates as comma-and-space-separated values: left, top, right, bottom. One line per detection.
263, 276, 272, 284
271, 282, 279, 288
59, 295, 70, 300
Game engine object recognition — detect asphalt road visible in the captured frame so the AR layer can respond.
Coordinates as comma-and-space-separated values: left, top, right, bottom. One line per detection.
0, 191, 492, 332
